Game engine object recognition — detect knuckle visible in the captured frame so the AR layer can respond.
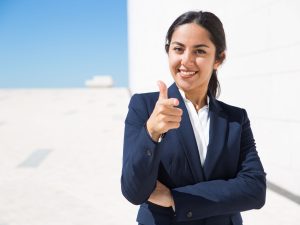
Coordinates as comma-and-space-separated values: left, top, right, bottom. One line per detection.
164, 99, 171, 106
157, 105, 164, 113
156, 100, 163, 106
156, 105, 162, 114
178, 109, 183, 115
159, 115, 168, 124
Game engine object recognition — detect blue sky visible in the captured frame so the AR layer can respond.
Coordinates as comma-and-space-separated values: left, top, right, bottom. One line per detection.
0, 0, 128, 88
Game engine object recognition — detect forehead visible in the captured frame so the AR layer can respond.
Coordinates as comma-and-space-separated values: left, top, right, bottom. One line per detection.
171, 23, 213, 46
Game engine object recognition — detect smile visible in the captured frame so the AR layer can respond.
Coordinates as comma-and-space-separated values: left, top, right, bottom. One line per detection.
177, 69, 198, 78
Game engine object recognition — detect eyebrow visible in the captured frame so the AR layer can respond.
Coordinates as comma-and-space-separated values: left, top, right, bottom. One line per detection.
171, 41, 209, 48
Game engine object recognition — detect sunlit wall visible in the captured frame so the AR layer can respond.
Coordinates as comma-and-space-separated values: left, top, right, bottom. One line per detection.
128, 0, 300, 195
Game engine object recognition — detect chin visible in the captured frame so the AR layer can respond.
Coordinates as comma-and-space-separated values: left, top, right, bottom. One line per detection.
175, 80, 194, 92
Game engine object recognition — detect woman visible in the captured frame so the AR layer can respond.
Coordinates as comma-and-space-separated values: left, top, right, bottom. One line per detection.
121, 11, 266, 225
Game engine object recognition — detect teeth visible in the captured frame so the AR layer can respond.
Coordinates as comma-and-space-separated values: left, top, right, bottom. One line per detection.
180, 71, 196, 75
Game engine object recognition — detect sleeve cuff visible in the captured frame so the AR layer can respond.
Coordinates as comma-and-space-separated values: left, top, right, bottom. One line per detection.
144, 124, 165, 143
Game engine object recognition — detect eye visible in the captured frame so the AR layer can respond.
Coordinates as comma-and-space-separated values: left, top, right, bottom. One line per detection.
173, 46, 184, 53
195, 49, 206, 55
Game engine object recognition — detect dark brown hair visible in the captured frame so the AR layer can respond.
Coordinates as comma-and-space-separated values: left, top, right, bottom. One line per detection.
165, 11, 226, 98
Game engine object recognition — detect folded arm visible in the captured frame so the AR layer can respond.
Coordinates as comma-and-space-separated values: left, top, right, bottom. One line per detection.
149, 109, 266, 222
121, 94, 161, 205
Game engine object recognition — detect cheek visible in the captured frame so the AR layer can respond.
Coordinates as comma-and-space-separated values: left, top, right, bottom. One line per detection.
196, 58, 215, 70
168, 54, 180, 69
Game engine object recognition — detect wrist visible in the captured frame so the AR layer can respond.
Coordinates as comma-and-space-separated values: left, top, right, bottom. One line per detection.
146, 121, 161, 142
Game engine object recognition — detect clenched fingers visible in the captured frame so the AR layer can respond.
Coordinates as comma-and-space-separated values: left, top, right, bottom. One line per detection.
157, 98, 179, 107
155, 104, 183, 116
158, 114, 182, 123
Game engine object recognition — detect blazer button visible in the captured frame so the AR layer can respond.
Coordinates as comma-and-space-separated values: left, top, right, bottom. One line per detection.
187, 211, 192, 218
146, 149, 152, 157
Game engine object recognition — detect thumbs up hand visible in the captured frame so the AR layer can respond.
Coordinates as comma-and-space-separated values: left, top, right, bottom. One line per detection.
146, 81, 183, 142
157, 80, 169, 100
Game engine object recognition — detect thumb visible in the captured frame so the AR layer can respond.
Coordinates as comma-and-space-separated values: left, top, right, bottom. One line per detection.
157, 80, 168, 100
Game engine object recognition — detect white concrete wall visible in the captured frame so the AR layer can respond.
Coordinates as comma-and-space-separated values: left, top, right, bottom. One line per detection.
128, 0, 300, 195
128, 0, 231, 93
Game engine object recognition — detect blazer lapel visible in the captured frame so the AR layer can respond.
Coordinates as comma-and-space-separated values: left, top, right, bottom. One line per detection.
168, 83, 205, 182
203, 95, 228, 179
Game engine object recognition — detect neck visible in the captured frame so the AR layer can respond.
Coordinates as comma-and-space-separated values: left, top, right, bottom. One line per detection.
184, 88, 208, 111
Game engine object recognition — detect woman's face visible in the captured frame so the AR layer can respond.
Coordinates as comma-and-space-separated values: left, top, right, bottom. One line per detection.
168, 23, 221, 94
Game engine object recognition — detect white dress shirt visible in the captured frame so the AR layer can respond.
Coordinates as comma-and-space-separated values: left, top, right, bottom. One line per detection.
178, 89, 210, 166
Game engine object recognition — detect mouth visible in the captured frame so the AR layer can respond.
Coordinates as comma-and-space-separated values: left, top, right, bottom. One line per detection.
177, 69, 198, 78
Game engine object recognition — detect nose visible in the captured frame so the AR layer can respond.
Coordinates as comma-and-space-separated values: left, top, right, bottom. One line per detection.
181, 50, 195, 66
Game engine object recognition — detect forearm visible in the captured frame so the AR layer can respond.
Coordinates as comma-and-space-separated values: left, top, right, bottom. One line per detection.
121, 124, 162, 205
172, 171, 266, 222
172, 109, 266, 222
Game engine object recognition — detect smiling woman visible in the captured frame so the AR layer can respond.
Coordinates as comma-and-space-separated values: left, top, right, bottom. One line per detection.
121, 11, 266, 225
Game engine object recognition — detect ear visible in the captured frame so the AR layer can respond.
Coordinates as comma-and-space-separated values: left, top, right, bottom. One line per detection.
213, 51, 226, 70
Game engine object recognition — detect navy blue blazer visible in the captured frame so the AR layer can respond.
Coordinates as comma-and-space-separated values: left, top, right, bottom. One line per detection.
121, 83, 266, 225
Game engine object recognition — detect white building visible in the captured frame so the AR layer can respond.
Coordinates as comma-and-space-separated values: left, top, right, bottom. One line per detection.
85, 75, 114, 88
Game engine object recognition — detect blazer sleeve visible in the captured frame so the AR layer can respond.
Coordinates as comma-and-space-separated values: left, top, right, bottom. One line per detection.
172, 109, 266, 222
121, 94, 161, 205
